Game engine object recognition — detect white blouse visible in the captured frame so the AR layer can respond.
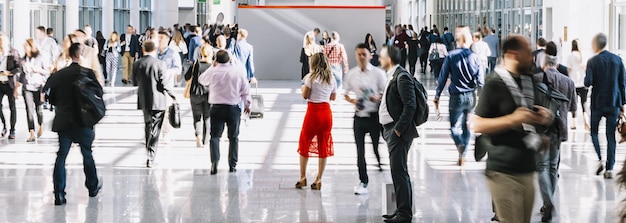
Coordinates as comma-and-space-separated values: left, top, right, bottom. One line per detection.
304, 74, 337, 103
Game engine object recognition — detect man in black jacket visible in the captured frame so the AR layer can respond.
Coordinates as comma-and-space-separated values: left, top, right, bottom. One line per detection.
0, 47, 20, 139
378, 46, 418, 223
45, 43, 103, 205
120, 25, 140, 84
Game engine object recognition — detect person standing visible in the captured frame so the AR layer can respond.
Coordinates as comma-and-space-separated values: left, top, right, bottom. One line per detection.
45, 43, 103, 205
474, 35, 554, 223
300, 33, 323, 80
104, 32, 121, 87
198, 50, 251, 175
364, 33, 379, 66
233, 29, 256, 83
483, 28, 500, 73
185, 43, 213, 148
18, 39, 48, 142
0, 39, 19, 139
188, 26, 203, 63
433, 26, 483, 166
344, 43, 386, 195
120, 25, 140, 85
169, 30, 188, 84
566, 39, 589, 130
533, 37, 547, 70
294, 52, 337, 190
133, 40, 171, 168
379, 46, 418, 223
585, 33, 626, 179
324, 31, 349, 88
157, 31, 182, 144
393, 26, 409, 68
34, 26, 58, 72
471, 32, 491, 75
319, 31, 331, 46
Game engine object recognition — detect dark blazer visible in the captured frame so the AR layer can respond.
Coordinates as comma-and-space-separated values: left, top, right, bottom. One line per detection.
120, 33, 140, 57
584, 50, 626, 109
133, 55, 170, 111
384, 66, 418, 140
45, 63, 100, 132
4, 54, 21, 89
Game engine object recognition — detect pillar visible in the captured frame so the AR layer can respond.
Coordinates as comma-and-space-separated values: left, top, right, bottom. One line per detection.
130, 0, 140, 31
102, 0, 114, 37
152, 0, 179, 29
65, 0, 79, 34
12, 0, 29, 54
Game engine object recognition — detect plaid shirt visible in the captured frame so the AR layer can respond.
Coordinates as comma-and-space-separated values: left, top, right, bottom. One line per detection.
324, 43, 349, 69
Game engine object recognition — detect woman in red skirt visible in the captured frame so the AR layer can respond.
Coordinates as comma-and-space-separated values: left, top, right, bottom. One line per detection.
296, 53, 337, 190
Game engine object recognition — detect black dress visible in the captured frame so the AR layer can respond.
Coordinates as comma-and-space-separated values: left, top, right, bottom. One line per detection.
300, 48, 309, 79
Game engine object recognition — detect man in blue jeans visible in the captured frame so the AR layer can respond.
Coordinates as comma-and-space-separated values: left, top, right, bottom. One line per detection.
434, 26, 483, 166
584, 33, 626, 179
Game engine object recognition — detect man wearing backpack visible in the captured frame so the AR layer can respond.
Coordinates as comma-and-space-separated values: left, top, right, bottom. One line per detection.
378, 45, 418, 223
45, 43, 103, 205
442, 27, 455, 51
434, 26, 483, 166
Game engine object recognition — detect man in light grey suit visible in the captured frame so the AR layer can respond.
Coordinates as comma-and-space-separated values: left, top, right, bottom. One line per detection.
133, 40, 172, 168
234, 29, 257, 84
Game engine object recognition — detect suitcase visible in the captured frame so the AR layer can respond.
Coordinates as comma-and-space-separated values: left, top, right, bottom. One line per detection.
250, 83, 264, 118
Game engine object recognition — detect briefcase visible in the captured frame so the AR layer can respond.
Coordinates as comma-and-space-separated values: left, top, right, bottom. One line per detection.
250, 83, 264, 119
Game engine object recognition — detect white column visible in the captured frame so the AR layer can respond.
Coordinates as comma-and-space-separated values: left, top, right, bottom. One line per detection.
152, 0, 178, 28
130, 0, 140, 30
65, 0, 79, 34
12, 0, 29, 53
102, 0, 114, 36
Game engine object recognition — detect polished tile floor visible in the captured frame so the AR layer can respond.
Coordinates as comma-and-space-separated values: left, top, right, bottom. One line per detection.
0, 73, 624, 223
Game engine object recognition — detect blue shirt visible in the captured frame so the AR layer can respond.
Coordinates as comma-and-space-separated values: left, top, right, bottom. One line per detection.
435, 48, 483, 99
483, 34, 499, 58
188, 36, 202, 62
158, 46, 182, 89
584, 50, 626, 109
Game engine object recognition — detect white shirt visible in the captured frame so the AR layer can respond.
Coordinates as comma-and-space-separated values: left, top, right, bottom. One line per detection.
566, 51, 585, 87
471, 40, 491, 69
304, 74, 337, 103
125, 34, 131, 51
169, 40, 188, 55
343, 63, 387, 117
0, 55, 7, 82
379, 65, 400, 125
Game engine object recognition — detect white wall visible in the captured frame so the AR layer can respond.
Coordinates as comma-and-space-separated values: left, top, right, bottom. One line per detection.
263, 0, 383, 5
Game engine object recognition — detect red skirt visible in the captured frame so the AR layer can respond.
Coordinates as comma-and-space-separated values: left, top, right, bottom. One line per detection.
298, 102, 334, 158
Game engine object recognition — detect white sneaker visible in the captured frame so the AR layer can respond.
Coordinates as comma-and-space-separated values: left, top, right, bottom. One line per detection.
354, 182, 368, 195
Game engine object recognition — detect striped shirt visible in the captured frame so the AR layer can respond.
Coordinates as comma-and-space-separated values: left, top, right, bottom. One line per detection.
324, 43, 348, 69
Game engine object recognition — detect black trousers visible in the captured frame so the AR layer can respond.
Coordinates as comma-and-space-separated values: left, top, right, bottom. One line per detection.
400, 48, 407, 68
209, 104, 241, 168
408, 54, 418, 75
143, 110, 165, 161
23, 90, 42, 131
383, 124, 413, 218
354, 114, 382, 184
0, 83, 16, 131
190, 93, 210, 143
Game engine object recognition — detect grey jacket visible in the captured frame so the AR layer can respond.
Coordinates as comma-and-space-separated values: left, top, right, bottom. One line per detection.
133, 55, 171, 111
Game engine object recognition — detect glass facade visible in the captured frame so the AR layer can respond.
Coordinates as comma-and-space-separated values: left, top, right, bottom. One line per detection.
114, 0, 130, 34
197, 2, 207, 26
79, 0, 102, 33
139, 0, 151, 31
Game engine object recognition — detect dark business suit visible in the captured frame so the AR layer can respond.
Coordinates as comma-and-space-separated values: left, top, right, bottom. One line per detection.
45, 62, 101, 197
120, 33, 140, 83
133, 55, 170, 162
0, 54, 20, 134
381, 66, 418, 220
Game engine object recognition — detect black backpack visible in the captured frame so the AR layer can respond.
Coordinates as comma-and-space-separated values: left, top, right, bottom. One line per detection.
397, 69, 429, 126
74, 70, 106, 126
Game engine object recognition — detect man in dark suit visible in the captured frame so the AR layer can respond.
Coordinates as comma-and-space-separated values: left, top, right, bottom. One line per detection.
45, 43, 103, 205
378, 46, 418, 223
133, 40, 171, 168
120, 25, 140, 85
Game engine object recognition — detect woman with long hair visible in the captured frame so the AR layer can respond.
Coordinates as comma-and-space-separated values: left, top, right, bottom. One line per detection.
185, 41, 213, 148
364, 33, 379, 66
428, 36, 449, 79
105, 32, 121, 87
296, 53, 337, 190
566, 39, 589, 130
18, 38, 48, 142
53, 34, 78, 73
300, 32, 323, 80
169, 30, 188, 68
0, 36, 20, 139
319, 31, 331, 46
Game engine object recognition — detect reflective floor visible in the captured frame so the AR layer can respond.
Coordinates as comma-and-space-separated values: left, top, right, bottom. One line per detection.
0, 72, 624, 223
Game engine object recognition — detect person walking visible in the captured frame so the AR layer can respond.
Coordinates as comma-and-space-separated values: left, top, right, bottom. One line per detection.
233, 29, 256, 83
585, 33, 626, 179
343, 43, 386, 195
156, 31, 182, 144
474, 35, 554, 223
566, 39, 590, 131
471, 32, 491, 75
74, 29, 103, 85
393, 26, 409, 68
198, 50, 251, 175
169, 30, 188, 85
379, 46, 418, 223
406, 34, 419, 75
104, 32, 121, 87
483, 28, 499, 73
188, 26, 203, 63
133, 40, 172, 168
418, 29, 431, 73
434, 26, 483, 166
364, 33, 379, 66
185, 43, 213, 148
45, 43, 103, 205
442, 27, 456, 52
53, 34, 79, 73
294, 52, 337, 190
324, 31, 349, 88
34, 26, 58, 72
428, 36, 448, 79
0, 38, 20, 139
300, 32, 323, 80
18, 38, 48, 142
95, 31, 107, 84
120, 25, 140, 85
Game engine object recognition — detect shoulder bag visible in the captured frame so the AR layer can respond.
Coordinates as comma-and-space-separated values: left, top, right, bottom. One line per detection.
429, 44, 440, 61
183, 61, 196, 99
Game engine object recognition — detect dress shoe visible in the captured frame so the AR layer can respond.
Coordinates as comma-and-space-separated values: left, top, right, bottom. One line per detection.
382, 212, 396, 219
89, 178, 103, 197
121, 79, 127, 84
54, 192, 67, 205
146, 160, 153, 168
229, 167, 237, 173
210, 162, 218, 175
384, 215, 411, 223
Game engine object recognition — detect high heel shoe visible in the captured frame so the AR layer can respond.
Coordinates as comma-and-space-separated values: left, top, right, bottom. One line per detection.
310, 182, 322, 190
295, 179, 307, 189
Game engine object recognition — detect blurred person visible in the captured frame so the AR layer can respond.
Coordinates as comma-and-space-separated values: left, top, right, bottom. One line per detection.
364, 33, 379, 66
343, 43, 386, 195
95, 31, 107, 84
233, 29, 256, 83
393, 26, 409, 68
104, 32, 121, 87
428, 36, 449, 79
434, 26, 483, 166
18, 38, 49, 142
566, 39, 589, 130
533, 37, 547, 71
188, 26, 203, 63
295, 52, 337, 190
483, 28, 500, 73
74, 29, 103, 85
442, 27, 455, 51
133, 40, 171, 168
324, 31, 349, 88
185, 43, 213, 148
418, 28, 430, 73
46, 27, 58, 44
471, 32, 491, 75
83, 25, 97, 48
585, 33, 626, 179
223, 26, 235, 53
45, 43, 103, 206
53, 34, 79, 72
198, 50, 251, 174
0, 36, 20, 139
120, 25, 140, 85
157, 31, 182, 143
169, 30, 188, 86
300, 32, 323, 80
385, 24, 394, 46
34, 26, 59, 71
406, 34, 419, 75
319, 31, 331, 46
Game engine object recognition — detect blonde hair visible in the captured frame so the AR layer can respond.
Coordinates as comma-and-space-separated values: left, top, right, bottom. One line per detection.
200, 43, 213, 60
216, 35, 227, 49
456, 26, 473, 48
309, 53, 332, 85
109, 31, 119, 43
173, 30, 184, 45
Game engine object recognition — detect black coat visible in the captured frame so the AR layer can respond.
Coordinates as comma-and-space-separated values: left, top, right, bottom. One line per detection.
4, 54, 21, 89
120, 33, 140, 57
133, 55, 170, 111
383, 66, 418, 140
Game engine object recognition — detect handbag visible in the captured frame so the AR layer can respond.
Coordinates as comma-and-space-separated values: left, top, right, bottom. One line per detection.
429, 43, 440, 61
183, 61, 197, 99
618, 113, 626, 143
166, 91, 181, 129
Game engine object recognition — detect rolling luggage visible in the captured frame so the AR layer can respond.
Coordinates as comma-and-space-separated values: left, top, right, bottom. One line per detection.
250, 83, 264, 118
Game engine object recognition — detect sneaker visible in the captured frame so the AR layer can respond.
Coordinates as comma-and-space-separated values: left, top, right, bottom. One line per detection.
604, 170, 613, 179
8, 130, 15, 139
596, 162, 605, 175
354, 182, 368, 195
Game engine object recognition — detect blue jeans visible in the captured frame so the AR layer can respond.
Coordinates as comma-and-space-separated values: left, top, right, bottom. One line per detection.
209, 104, 241, 168
331, 65, 342, 88
536, 132, 560, 208
590, 106, 620, 170
448, 91, 476, 158
53, 127, 99, 194
488, 57, 497, 74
